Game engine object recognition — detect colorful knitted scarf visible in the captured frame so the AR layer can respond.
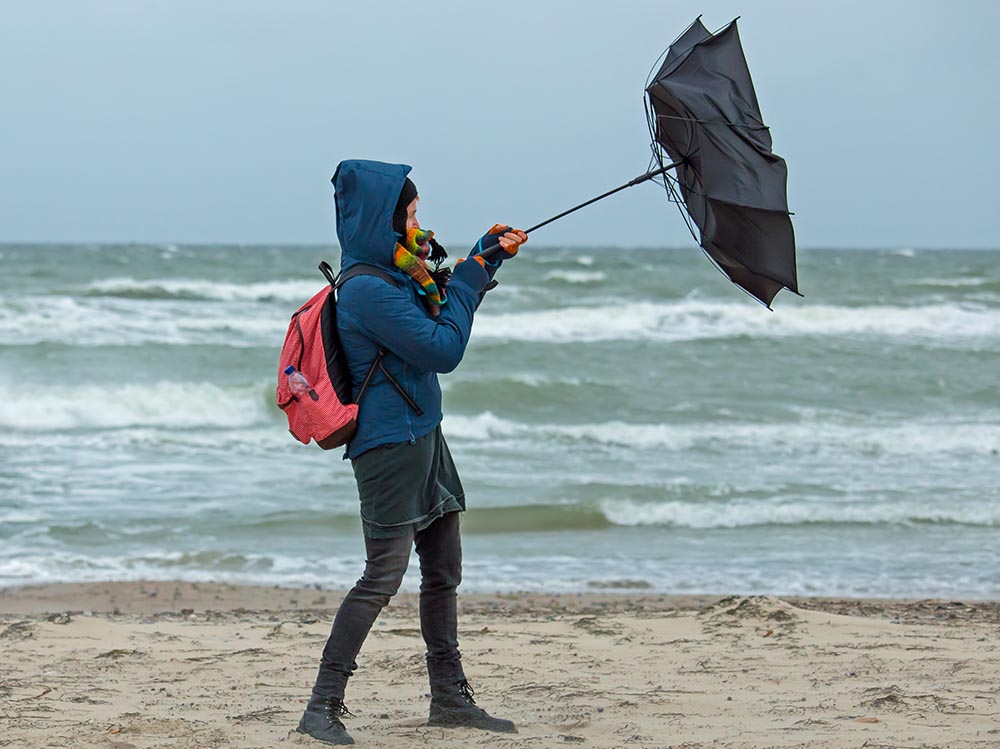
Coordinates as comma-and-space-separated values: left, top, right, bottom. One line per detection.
394, 227, 447, 316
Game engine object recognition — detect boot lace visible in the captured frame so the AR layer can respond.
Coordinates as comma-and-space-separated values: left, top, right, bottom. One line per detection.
458, 680, 477, 705
322, 698, 354, 720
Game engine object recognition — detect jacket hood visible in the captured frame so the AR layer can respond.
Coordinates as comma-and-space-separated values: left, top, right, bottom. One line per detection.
332, 159, 411, 272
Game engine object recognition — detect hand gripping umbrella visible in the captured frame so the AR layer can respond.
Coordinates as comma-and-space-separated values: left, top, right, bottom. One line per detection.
481, 17, 799, 308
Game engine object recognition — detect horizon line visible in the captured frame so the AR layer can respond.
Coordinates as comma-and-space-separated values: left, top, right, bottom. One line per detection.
2, 241, 999, 253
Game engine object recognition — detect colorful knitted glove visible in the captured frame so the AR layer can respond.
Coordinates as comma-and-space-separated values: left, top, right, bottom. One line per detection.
469, 224, 526, 265
494, 224, 527, 257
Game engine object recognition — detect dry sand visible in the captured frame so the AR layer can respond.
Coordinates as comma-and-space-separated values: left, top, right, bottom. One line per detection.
1, 581, 999, 748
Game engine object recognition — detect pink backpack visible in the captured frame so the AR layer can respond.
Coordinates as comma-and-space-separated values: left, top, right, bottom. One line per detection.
276, 262, 401, 449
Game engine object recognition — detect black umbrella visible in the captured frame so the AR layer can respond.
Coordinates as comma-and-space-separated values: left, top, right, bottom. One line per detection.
481, 17, 799, 308
646, 17, 798, 306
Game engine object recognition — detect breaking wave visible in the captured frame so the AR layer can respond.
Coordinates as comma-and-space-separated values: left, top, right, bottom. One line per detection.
453, 499, 1000, 531
0, 381, 274, 431
0, 295, 288, 346
541, 270, 607, 284
3, 294, 997, 348
473, 300, 1000, 344
2, 378, 996, 461
443, 412, 1000, 456
596, 497, 1000, 529
84, 277, 323, 302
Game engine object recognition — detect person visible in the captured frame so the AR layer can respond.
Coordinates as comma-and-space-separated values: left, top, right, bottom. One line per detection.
296, 159, 527, 745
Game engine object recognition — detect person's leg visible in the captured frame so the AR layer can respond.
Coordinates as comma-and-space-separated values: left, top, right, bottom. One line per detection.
312, 531, 413, 699
415, 511, 516, 734
298, 531, 413, 744
414, 510, 464, 687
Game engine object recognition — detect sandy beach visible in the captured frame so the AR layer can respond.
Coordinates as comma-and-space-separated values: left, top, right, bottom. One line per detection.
0, 582, 997, 748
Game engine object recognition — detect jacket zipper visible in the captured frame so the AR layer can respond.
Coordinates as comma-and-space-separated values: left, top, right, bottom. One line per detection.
403, 362, 415, 443
405, 282, 420, 443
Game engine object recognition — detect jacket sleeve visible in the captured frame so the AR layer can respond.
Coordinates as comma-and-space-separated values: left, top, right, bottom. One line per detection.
473, 256, 506, 310
342, 260, 491, 374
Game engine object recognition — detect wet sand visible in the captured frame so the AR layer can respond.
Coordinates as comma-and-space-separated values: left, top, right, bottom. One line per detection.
2, 581, 999, 748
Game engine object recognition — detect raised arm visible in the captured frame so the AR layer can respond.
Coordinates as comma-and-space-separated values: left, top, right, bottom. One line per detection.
339, 259, 491, 374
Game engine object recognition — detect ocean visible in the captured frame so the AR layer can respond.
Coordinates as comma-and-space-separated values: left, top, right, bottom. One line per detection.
1, 243, 998, 598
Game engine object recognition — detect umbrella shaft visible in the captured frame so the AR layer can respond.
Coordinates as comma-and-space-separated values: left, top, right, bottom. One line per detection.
476, 160, 684, 262
524, 161, 682, 235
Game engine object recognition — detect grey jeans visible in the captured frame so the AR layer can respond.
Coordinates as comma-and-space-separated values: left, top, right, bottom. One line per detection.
311, 510, 465, 700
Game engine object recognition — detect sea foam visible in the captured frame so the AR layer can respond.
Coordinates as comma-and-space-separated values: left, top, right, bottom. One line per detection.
472, 300, 1000, 344
0, 294, 287, 346
4, 293, 997, 348
442, 412, 1000, 456
597, 497, 1000, 529
0, 381, 272, 431
85, 276, 323, 302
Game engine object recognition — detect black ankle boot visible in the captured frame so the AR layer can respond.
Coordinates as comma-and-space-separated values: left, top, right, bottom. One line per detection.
296, 695, 355, 745
428, 680, 517, 733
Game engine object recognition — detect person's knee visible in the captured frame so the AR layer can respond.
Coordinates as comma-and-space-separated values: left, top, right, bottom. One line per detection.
372, 564, 407, 597
416, 514, 462, 589
361, 545, 410, 598
420, 548, 462, 591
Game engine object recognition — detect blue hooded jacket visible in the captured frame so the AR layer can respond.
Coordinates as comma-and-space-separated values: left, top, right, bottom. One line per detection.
333, 159, 493, 459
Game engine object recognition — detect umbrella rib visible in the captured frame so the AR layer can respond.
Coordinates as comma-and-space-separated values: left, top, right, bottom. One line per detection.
656, 169, 699, 242
648, 17, 740, 86
644, 14, 705, 88
656, 114, 769, 131
645, 96, 698, 165
710, 17, 740, 36
659, 170, 793, 216
654, 156, 798, 305
647, 96, 701, 245
693, 244, 794, 310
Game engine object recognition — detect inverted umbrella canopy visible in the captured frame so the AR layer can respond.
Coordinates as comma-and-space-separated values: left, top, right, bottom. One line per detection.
478, 17, 797, 307
645, 17, 798, 306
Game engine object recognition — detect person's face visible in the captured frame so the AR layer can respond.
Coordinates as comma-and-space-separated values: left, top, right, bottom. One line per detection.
405, 197, 420, 230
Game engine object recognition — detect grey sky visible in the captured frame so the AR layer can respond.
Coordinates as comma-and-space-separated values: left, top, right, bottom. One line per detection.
2, 0, 997, 248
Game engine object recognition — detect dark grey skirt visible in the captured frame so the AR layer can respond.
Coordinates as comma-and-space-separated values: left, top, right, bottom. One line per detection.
351, 426, 465, 539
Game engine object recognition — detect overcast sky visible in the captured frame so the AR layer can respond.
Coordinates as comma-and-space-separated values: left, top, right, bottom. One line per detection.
2, 1, 997, 248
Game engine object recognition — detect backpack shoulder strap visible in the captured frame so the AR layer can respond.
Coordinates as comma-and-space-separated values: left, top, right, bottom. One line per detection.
317, 260, 421, 415
318, 260, 401, 289
318, 261, 400, 290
